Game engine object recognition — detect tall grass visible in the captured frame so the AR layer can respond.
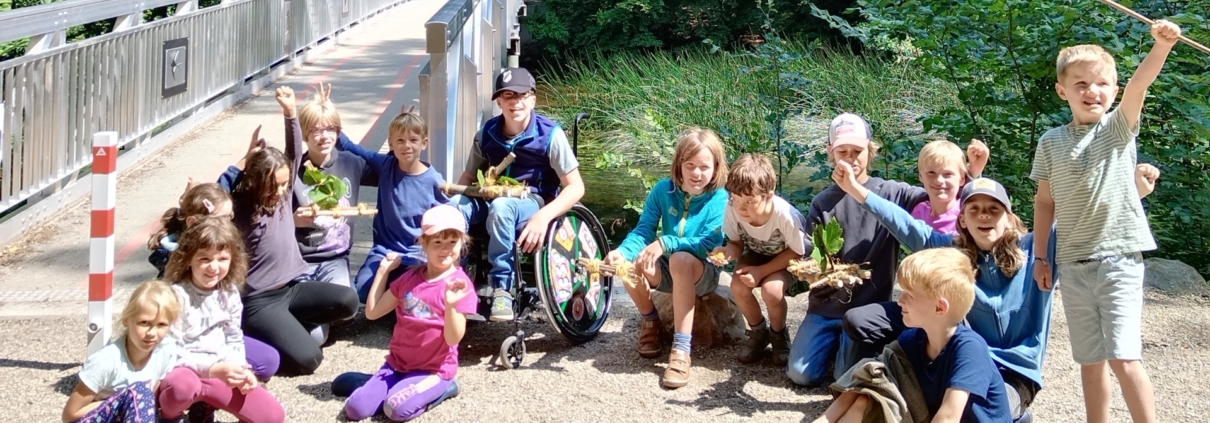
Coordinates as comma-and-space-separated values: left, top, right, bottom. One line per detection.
541, 44, 958, 176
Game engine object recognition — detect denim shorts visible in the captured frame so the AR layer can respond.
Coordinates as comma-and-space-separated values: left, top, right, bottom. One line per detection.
653, 255, 720, 297
1057, 252, 1145, 364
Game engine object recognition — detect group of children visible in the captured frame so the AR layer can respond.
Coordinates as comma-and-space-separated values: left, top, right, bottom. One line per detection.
66, 18, 1181, 423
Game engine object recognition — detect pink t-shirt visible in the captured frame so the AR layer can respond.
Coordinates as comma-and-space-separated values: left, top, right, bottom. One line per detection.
910, 201, 961, 236
386, 266, 478, 379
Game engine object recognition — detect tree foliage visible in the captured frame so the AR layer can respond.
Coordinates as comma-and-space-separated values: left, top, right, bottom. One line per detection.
526, 0, 860, 58
816, 0, 1210, 274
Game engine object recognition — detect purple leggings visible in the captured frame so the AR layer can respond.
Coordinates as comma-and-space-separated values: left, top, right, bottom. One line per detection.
244, 336, 280, 381
344, 363, 452, 421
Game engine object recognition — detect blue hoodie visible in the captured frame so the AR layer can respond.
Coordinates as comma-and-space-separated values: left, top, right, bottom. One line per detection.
864, 192, 1056, 387
617, 178, 728, 261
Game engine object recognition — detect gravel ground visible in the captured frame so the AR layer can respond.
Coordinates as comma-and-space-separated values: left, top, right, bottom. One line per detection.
3, 289, 1208, 422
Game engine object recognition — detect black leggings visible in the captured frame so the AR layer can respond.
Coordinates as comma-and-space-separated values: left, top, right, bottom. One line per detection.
842, 301, 1039, 419
242, 280, 359, 375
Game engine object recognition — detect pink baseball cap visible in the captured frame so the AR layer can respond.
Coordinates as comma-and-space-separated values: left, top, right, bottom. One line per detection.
827, 113, 872, 152
421, 204, 467, 236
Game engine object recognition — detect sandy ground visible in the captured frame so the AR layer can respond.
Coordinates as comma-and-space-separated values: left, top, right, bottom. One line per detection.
3, 289, 1208, 422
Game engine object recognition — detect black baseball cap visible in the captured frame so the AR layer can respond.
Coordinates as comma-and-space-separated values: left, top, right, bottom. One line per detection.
960, 177, 1012, 212
492, 67, 536, 100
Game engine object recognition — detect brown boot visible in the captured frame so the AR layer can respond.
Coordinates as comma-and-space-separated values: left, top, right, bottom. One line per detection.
637, 319, 662, 358
770, 328, 791, 366
738, 326, 770, 364
663, 349, 692, 388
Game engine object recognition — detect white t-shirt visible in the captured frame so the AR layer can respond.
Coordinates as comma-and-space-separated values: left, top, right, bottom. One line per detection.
723, 196, 809, 256
78, 335, 178, 400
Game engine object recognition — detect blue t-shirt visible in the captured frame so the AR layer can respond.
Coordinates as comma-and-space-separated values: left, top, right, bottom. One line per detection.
899, 325, 1011, 423
335, 133, 448, 265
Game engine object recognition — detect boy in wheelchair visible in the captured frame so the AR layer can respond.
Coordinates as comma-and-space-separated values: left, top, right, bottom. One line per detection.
450, 67, 586, 322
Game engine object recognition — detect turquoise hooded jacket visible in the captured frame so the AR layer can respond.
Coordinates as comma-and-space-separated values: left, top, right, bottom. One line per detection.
617, 178, 728, 261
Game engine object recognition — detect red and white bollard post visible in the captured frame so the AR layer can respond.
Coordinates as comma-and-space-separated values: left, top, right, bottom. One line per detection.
87, 132, 118, 356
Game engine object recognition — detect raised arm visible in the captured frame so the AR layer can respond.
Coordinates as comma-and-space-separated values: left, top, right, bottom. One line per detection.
1120, 20, 1181, 128
862, 192, 955, 251
365, 254, 402, 320
335, 131, 392, 174
275, 86, 304, 170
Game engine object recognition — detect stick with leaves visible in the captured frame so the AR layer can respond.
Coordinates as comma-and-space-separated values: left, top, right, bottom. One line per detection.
784, 216, 871, 297
441, 152, 531, 199
292, 82, 377, 217
578, 257, 641, 289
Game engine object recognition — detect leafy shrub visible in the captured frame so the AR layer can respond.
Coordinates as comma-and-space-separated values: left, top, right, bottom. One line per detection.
815, 0, 1210, 275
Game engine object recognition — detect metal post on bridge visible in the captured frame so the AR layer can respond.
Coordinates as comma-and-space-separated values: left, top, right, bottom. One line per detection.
87, 132, 118, 356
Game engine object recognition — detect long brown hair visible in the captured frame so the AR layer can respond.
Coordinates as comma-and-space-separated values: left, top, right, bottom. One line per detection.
954, 210, 1029, 277
234, 146, 292, 218
165, 216, 249, 292
148, 183, 231, 250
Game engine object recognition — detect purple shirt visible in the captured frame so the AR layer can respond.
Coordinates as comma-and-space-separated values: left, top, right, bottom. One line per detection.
230, 117, 308, 294
910, 201, 960, 236
386, 267, 477, 379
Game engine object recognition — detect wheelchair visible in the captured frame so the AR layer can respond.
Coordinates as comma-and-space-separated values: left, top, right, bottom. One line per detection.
463, 113, 613, 369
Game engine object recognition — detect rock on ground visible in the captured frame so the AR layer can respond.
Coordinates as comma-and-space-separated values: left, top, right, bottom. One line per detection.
1143, 258, 1209, 296
651, 277, 747, 348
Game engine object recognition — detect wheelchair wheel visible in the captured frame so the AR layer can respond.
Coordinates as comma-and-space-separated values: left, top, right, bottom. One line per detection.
499, 335, 525, 369
533, 203, 612, 344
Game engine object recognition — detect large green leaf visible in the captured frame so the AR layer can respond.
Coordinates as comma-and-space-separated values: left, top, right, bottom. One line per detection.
477, 169, 486, 186
303, 167, 324, 186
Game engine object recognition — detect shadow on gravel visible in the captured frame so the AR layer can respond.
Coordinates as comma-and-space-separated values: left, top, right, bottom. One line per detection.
53, 374, 79, 396
0, 358, 79, 371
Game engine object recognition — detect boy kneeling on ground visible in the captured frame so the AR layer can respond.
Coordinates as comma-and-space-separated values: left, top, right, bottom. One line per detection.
815, 248, 1010, 423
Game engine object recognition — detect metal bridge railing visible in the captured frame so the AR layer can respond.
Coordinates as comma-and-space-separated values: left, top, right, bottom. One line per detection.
0, 0, 412, 243
419, 0, 523, 180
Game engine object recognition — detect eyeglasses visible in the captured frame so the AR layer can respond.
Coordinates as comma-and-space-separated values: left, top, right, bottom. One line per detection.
312, 126, 341, 136
498, 91, 535, 102
728, 195, 768, 207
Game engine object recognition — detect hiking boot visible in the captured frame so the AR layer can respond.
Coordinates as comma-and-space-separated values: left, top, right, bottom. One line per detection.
489, 289, 515, 322
770, 328, 791, 366
738, 326, 770, 364
662, 350, 692, 389
637, 319, 662, 358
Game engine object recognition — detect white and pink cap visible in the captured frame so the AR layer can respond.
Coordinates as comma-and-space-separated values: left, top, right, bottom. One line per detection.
827, 113, 873, 152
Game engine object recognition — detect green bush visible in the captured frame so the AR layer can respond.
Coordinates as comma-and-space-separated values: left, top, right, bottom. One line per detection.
816, 0, 1210, 275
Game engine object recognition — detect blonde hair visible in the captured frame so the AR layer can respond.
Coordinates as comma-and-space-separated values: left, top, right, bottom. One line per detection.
897, 248, 976, 322
1056, 44, 1117, 84
419, 229, 472, 260
299, 84, 342, 142
117, 280, 181, 335
918, 140, 967, 176
725, 153, 777, 196
671, 127, 728, 192
389, 110, 428, 139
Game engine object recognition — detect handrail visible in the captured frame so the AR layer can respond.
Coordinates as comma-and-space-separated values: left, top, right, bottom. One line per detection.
0, 0, 186, 44
425, 0, 475, 53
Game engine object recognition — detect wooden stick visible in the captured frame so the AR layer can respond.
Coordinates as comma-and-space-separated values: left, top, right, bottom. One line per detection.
1095, 0, 1210, 55
441, 183, 530, 199
486, 153, 517, 181
295, 203, 379, 217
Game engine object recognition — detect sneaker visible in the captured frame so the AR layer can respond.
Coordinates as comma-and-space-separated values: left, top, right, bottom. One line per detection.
662, 349, 692, 389
770, 328, 791, 366
738, 326, 770, 364
490, 290, 515, 322
637, 319, 662, 358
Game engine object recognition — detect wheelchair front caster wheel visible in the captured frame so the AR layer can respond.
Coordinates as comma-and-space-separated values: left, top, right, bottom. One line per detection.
500, 335, 526, 370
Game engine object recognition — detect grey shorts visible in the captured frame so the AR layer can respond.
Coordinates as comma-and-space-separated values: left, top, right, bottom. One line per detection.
653, 255, 720, 297
736, 252, 795, 292
1057, 252, 1145, 364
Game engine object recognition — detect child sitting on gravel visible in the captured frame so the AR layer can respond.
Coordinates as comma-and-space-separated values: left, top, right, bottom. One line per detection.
62, 280, 180, 423
342, 204, 474, 422
816, 248, 1011, 423
147, 181, 233, 279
